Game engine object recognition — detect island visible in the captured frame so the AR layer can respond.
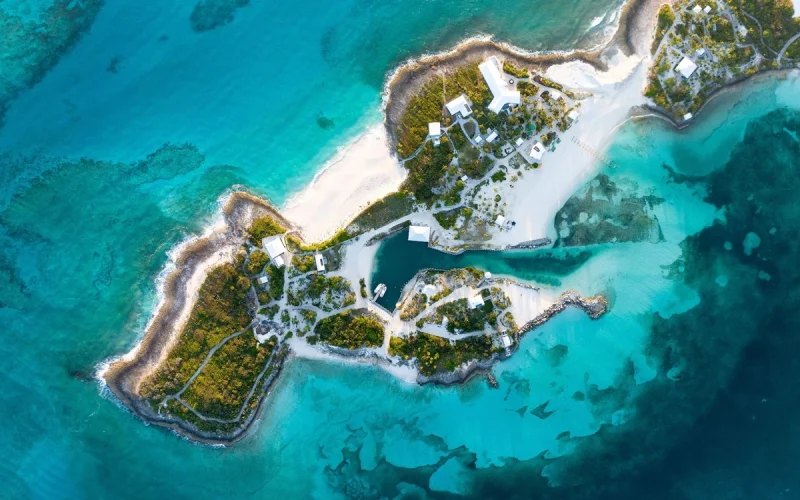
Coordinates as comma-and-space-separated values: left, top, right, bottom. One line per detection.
102, 0, 800, 444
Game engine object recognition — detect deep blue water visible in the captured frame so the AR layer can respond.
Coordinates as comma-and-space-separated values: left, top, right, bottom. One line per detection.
3, 1, 800, 498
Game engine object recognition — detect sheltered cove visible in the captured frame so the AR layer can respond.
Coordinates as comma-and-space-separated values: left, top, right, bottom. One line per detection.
102, 0, 799, 445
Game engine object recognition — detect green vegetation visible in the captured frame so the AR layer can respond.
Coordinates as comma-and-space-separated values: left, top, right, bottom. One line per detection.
534, 75, 564, 92
448, 124, 470, 151
246, 250, 270, 275
290, 254, 316, 274
140, 264, 252, 400
288, 274, 354, 310
394, 63, 492, 158
461, 150, 494, 179
286, 229, 351, 253
401, 138, 454, 203
265, 264, 285, 301
503, 61, 529, 78
348, 192, 415, 232
314, 310, 385, 349
541, 131, 557, 147
247, 215, 285, 245
491, 170, 507, 183
517, 81, 538, 98
181, 332, 275, 420
727, 0, 800, 54
434, 298, 494, 333
651, 5, 675, 54
359, 278, 368, 298
434, 206, 472, 230
389, 332, 496, 375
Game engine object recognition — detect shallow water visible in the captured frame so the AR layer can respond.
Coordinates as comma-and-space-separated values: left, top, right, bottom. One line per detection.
2, 0, 800, 498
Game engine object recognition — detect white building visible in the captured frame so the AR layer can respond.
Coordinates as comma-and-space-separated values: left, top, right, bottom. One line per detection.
495, 215, 506, 226
692, 4, 702, 13
567, 109, 580, 121
703, 5, 712, 13
500, 334, 512, 348
549, 90, 563, 101
257, 276, 269, 285
262, 235, 288, 267
683, 112, 693, 121
486, 130, 499, 143
421, 284, 437, 297
428, 122, 441, 137
675, 57, 698, 78
514, 137, 524, 147
314, 253, 325, 272
530, 142, 545, 161
468, 294, 485, 310
408, 225, 431, 243
479, 57, 521, 113
445, 94, 472, 118
696, 48, 706, 58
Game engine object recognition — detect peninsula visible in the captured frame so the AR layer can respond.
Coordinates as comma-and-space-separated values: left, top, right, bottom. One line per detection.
101, 0, 800, 444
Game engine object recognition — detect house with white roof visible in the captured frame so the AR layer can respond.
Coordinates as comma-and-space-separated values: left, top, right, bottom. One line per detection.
467, 294, 485, 310
683, 112, 693, 121
495, 215, 505, 226
567, 109, 580, 121
530, 142, 545, 161
703, 5, 711, 13
675, 57, 698, 78
314, 253, 325, 272
479, 57, 521, 114
515, 137, 524, 147
262, 235, 288, 267
500, 334, 512, 348
486, 131, 499, 143
692, 4, 702, 13
445, 94, 472, 118
408, 225, 431, 243
428, 122, 442, 146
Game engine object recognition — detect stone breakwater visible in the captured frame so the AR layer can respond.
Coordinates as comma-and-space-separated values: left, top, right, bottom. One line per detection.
517, 290, 608, 336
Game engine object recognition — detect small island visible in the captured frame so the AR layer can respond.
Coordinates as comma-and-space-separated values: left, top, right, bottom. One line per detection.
102, 0, 799, 444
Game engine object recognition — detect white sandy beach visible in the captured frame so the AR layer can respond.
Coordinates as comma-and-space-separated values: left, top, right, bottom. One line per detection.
492, 49, 650, 246
282, 125, 407, 242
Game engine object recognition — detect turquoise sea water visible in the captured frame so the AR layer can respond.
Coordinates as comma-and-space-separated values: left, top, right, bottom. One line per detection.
3, 0, 800, 498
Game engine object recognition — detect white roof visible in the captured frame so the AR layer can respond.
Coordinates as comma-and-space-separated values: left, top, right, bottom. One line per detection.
258, 276, 269, 284
486, 131, 498, 143
408, 225, 431, 242
530, 142, 545, 160
550, 90, 563, 101
500, 334, 512, 348
274, 255, 285, 268
484, 271, 492, 279
675, 57, 698, 78
262, 236, 287, 260
514, 138, 524, 146
692, 4, 702, 13
428, 122, 441, 137
475, 135, 483, 144
421, 284, 437, 297
479, 57, 521, 113
495, 215, 505, 226
314, 253, 325, 272
696, 48, 706, 57
460, 175, 469, 182
567, 109, 579, 121
683, 112, 693, 121
445, 94, 472, 118
467, 295, 485, 309
703, 5, 711, 13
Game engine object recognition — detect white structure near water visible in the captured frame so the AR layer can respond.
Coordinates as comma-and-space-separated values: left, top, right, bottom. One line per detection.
314, 253, 325, 272
262, 235, 288, 267
530, 142, 545, 161
468, 294, 485, 310
479, 57, 521, 113
445, 94, 472, 118
408, 225, 431, 243
676, 57, 698, 78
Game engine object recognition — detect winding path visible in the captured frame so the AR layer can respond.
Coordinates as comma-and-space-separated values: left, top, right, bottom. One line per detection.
778, 32, 800, 66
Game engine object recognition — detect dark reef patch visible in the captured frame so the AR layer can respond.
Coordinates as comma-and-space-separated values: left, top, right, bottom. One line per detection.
0, 0, 105, 127
189, 0, 249, 33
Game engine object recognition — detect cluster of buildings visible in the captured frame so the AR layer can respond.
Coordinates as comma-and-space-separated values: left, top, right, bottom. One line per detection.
260, 235, 325, 272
